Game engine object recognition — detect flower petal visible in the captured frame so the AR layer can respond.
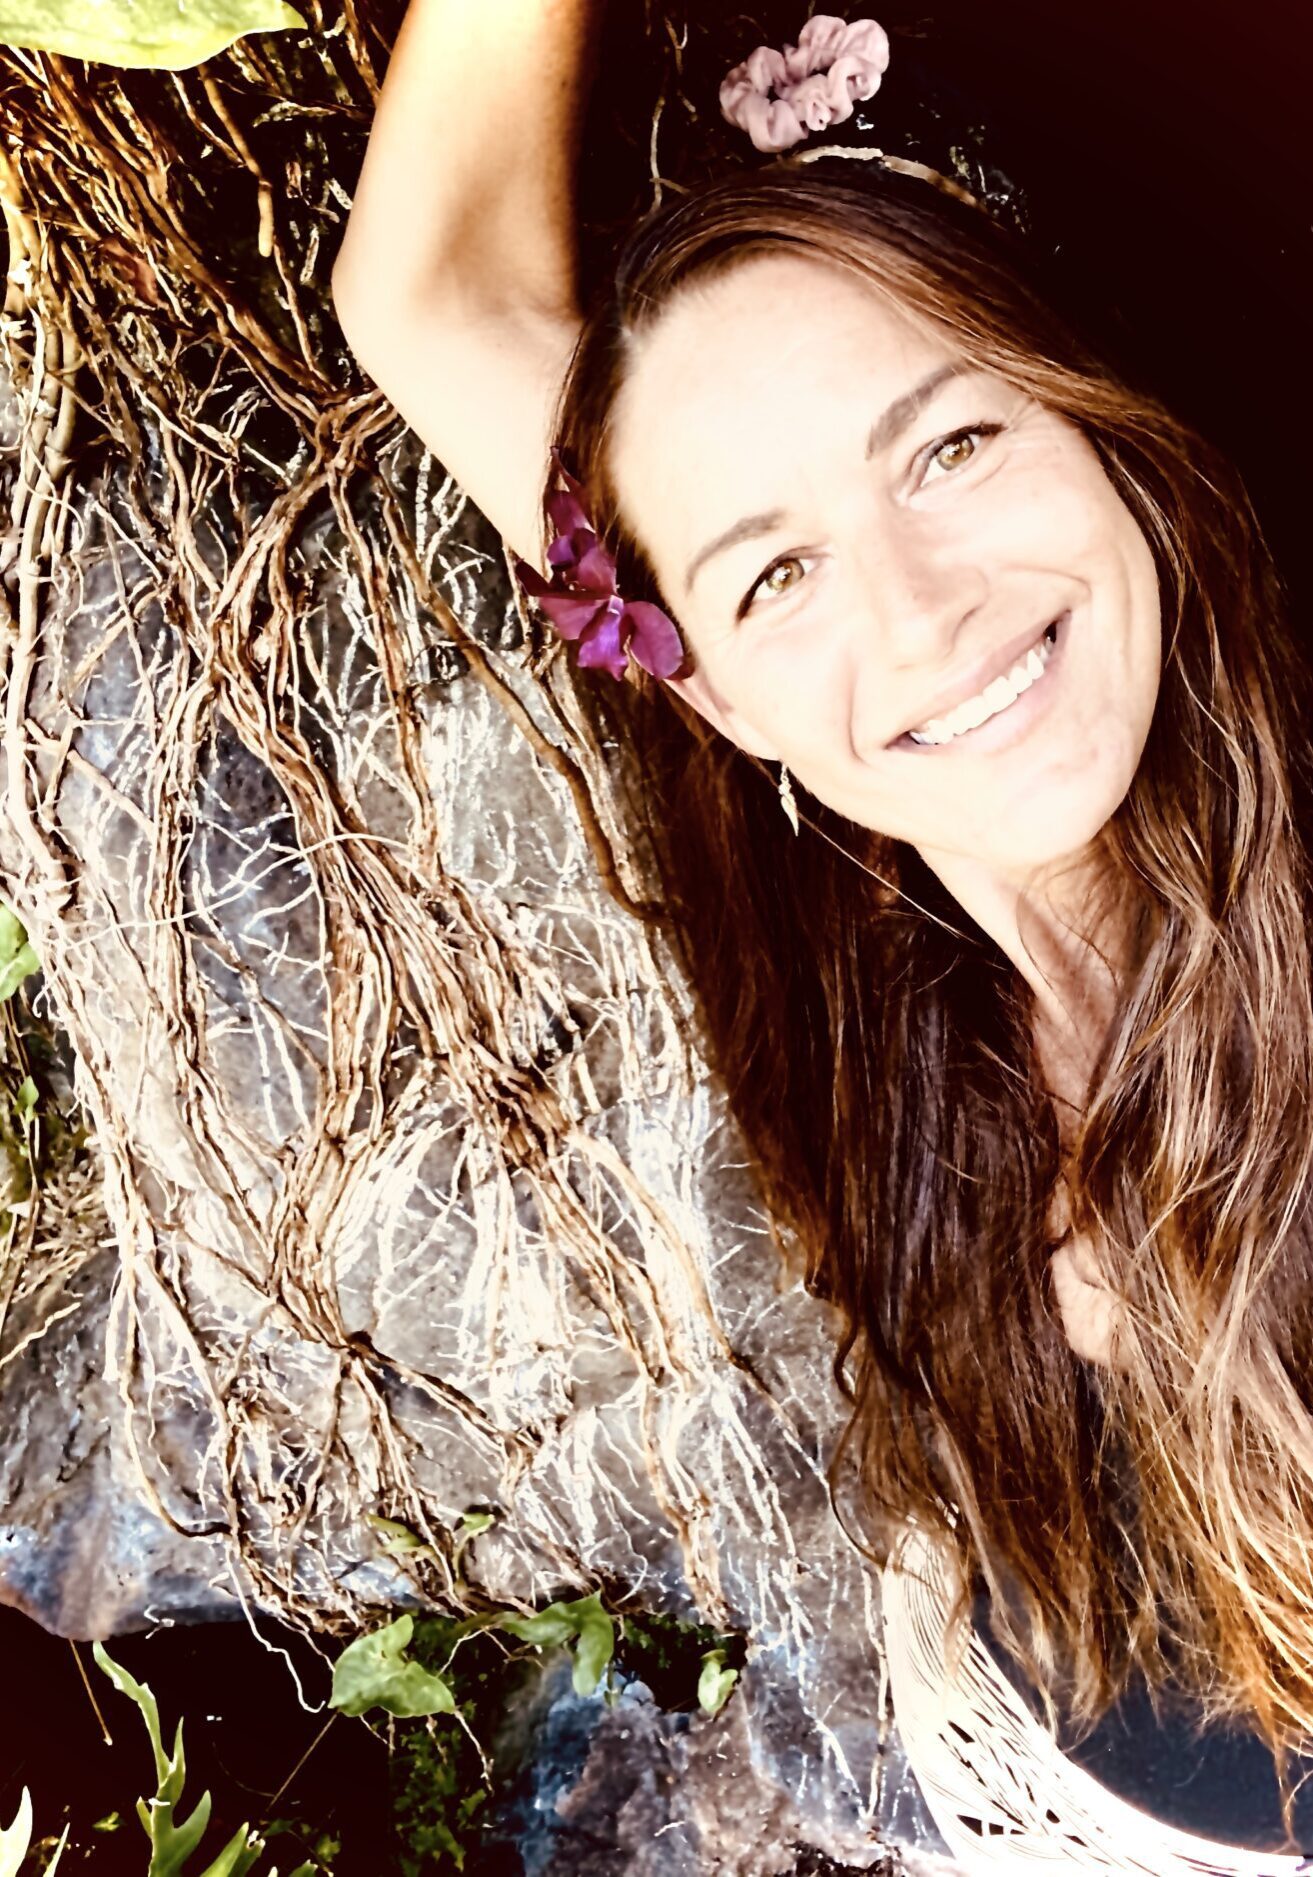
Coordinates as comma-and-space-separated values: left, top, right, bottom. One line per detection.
576, 607, 631, 680
546, 525, 595, 571
623, 602, 685, 680
533, 592, 611, 642
546, 489, 592, 541
572, 540, 620, 594
550, 448, 589, 505
515, 562, 609, 640
513, 557, 553, 599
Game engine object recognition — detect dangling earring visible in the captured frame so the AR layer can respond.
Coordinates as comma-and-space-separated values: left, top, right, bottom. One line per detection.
778, 761, 800, 836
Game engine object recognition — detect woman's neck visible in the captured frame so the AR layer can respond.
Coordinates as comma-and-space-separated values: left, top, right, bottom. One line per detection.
916, 837, 1138, 1365
915, 837, 1126, 1072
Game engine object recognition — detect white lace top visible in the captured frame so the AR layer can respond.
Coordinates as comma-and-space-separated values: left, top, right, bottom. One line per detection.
882, 1525, 1313, 1875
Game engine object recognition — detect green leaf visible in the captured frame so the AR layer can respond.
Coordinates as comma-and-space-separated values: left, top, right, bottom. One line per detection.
366, 1514, 433, 1558
329, 1615, 456, 1720
458, 1511, 494, 1535
0, 0, 306, 72
14, 1077, 37, 1120
567, 1596, 614, 1696
148, 1791, 213, 1877
0, 904, 37, 1003
90, 1645, 290, 1877
498, 1594, 614, 1696
496, 1602, 579, 1650
93, 1645, 180, 1800
696, 1648, 739, 1717
93, 1644, 233, 1877
192, 1822, 264, 1877
0, 943, 37, 1002
0, 904, 27, 970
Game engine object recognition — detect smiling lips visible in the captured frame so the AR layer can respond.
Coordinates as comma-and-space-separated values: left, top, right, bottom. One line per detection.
904, 615, 1065, 747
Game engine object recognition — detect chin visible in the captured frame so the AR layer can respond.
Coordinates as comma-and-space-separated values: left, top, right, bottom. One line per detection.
991, 772, 1136, 881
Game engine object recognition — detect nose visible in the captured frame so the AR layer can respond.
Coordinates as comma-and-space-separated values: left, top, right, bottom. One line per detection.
859, 520, 991, 667
848, 524, 990, 752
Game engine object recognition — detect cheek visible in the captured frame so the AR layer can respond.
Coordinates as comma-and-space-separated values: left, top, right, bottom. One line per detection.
704, 628, 853, 750
985, 428, 1108, 544
990, 440, 1160, 644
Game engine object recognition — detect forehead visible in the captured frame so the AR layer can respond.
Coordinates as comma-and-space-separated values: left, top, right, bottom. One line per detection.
610, 251, 962, 584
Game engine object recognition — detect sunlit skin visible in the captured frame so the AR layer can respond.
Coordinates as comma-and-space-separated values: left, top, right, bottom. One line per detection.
609, 253, 1165, 1360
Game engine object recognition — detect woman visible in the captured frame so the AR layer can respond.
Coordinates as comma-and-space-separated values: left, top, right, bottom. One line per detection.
334, 3, 1313, 1866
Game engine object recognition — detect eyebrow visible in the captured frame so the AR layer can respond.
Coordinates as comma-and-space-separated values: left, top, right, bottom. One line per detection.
682, 363, 967, 598
683, 509, 787, 597
864, 362, 964, 459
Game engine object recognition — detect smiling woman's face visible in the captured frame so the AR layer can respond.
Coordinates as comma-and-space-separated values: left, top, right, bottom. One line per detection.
609, 252, 1163, 887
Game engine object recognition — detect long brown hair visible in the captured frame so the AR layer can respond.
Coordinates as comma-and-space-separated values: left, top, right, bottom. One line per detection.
547, 158, 1313, 1765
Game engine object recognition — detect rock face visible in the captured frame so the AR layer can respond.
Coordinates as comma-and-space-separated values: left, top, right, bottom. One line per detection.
475, 1656, 956, 1876
0, 6, 1014, 1867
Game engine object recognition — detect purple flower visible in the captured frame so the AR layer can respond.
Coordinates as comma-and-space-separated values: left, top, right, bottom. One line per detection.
514, 453, 685, 683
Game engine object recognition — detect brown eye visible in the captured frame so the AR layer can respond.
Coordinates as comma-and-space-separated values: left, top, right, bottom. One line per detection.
763, 557, 804, 597
741, 553, 811, 618
933, 433, 978, 473
921, 421, 1005, 488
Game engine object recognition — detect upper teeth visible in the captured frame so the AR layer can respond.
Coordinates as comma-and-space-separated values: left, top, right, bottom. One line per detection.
908, 629, 1055, 745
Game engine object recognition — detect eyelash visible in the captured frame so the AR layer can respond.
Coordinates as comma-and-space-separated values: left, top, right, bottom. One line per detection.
736, 420, 1007, 619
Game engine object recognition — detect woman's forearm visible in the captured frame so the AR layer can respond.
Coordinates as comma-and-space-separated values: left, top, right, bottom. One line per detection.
335, 0, 602, 325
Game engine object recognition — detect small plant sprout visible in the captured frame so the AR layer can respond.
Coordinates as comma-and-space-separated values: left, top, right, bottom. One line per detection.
697, 1647, 740, 1717
366, 1504, 497, 1594
365, 1516, 436, 1562
92, 1643, 316, 1876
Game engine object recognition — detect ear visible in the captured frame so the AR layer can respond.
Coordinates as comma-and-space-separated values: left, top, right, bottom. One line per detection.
664, 664, 780, 761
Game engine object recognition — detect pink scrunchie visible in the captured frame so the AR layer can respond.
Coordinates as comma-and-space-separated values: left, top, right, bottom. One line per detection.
719, 15, 891, 154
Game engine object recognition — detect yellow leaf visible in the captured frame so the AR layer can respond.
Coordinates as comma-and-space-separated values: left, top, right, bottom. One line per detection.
0, 0, 306, 72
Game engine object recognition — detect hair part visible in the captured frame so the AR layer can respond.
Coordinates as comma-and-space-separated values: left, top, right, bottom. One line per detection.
547, 157, 1313, 1806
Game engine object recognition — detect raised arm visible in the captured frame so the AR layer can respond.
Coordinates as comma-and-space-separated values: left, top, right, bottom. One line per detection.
333, 0, 599, 564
